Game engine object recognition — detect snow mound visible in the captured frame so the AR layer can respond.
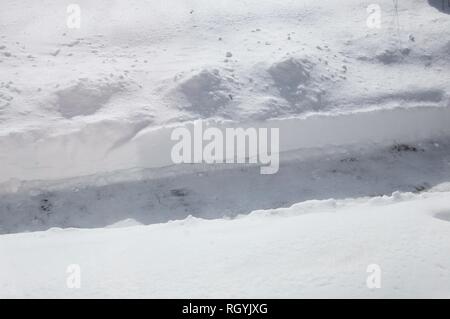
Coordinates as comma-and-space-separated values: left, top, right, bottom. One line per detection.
176, 69, 233, 117
433, 211, 450, 222
374, 48, 409, 65
268, 57, 325, 112
55, 79, 126, 118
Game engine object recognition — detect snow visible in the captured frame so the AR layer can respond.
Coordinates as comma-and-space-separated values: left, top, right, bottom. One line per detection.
1, 105, 450, 183
1, 189, 450, 298
2, 137, 450, 234
1, 0, 449, 131
1, 0, 450, 298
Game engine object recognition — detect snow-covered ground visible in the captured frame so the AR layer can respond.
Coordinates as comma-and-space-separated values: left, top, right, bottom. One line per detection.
1, 0, 450, 298
2, 188, 450, 298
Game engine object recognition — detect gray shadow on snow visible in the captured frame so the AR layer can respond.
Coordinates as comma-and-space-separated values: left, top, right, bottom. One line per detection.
428, 0, 450, 14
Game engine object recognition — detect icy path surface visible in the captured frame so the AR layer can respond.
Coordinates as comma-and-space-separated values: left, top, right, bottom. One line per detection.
1, 189, 450, 298
2, 137, 450, 234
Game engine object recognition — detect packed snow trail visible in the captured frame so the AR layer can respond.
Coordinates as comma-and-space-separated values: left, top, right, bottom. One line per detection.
1, 136, 450, 234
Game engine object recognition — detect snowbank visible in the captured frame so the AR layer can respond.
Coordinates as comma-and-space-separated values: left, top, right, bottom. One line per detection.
1, 105, 449, 183
1, 190, 449, 298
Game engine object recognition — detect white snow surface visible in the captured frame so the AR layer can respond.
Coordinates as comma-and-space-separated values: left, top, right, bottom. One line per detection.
1, 0, 450, 298
1, 0, 450, 182
1, 189, 450, 298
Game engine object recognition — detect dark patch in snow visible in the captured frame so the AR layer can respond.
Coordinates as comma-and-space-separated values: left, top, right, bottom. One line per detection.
55, 79, 125, 118
390, 144, 420, 153
170, 188, 189, 197
268, 57, 325, 111
434, 211, 450, 222
413, 183, 431, 193
177, 69, 232, 117
39, 198, 53, 213
428, 0, 450, 14
375, 49, 404, 64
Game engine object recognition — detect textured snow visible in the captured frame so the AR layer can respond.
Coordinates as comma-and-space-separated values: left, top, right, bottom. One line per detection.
1, 190, 450, 298
1, 0, 450, 298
